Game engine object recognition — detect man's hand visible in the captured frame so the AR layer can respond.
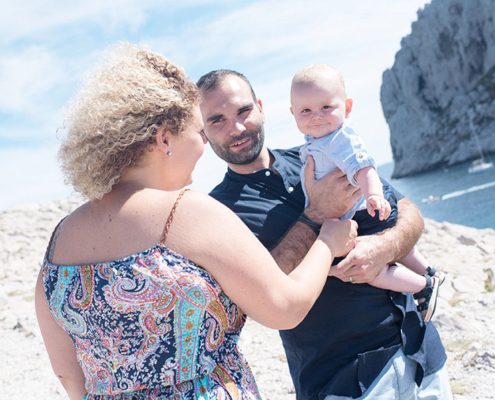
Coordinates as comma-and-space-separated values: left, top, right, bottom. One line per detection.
330, 198, 424, 284
304, 156, 360, 223
330, 234, 392, 283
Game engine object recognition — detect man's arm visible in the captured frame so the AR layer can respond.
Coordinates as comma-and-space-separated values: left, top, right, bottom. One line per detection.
332, 198, 424, 283
271, 156, 359, 273
271, 222, 318, 274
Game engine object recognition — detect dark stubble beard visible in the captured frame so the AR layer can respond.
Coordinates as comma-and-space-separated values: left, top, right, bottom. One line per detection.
209, 126, 265, 165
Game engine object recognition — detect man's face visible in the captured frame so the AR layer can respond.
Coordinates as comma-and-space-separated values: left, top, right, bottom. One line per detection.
199, 75, 265, 165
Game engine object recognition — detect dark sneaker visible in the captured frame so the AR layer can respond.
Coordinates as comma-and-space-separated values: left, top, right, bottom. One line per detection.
414, 273, 446, 322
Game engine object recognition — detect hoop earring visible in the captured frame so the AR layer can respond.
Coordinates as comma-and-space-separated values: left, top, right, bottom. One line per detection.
166, 150, 172, 156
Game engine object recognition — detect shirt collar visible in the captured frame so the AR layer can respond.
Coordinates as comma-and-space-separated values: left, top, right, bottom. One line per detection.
225, 147, 302, 187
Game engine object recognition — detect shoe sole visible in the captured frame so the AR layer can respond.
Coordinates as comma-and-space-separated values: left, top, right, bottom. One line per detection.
424, 274, 446, 322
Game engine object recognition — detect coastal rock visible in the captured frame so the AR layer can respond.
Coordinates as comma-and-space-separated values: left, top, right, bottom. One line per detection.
381, 0, 495, 178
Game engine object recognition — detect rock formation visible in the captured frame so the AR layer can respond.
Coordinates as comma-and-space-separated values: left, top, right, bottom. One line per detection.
381, 0, 495, 177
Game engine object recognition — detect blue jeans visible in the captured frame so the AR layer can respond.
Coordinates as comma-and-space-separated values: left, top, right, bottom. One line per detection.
325, 348, 452, 400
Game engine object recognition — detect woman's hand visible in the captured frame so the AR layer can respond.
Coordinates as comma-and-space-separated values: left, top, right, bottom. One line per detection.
318, 219, 357, 258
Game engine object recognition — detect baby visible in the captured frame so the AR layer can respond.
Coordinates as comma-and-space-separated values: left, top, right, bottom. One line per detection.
290, 64, 444, 322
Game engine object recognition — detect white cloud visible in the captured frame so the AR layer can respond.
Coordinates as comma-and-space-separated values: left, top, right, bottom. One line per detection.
0, 46, 68, 117
149, 0, 429, 71
0, 0, 149, 46
0, 142, 226, 212
0, 0, 431, 207
145, 0, 430, 165
0, 0, 230, 46
0, 145, 72, 210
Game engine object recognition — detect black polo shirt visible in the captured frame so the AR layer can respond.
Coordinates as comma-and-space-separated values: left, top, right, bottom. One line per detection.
210, 147, 447, 399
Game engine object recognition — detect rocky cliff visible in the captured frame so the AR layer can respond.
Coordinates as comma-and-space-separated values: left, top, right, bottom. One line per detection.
381, 0, 495, 178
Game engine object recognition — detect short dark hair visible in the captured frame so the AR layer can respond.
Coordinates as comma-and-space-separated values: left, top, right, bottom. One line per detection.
196, 69, 257, 101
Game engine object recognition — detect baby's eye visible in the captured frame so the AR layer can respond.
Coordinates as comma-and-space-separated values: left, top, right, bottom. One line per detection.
322, 105, 333, 110
301, 108, 311, 114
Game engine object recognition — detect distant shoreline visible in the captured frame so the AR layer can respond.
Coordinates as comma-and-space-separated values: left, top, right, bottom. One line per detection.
379, 157, 495, 229
3, 154, 494, 229
378, 153, 495, 179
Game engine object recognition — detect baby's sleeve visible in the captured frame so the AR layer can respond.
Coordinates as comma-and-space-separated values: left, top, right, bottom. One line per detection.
326, 125, 376, 186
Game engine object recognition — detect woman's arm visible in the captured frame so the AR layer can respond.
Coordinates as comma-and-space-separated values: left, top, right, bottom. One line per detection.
165, 191, 356, 330
35, 271, 86, 400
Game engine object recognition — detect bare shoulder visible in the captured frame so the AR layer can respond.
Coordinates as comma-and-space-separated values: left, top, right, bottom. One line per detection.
173, 190, 238, 229
47, 201, 96, 263
50, 191, 172, 264
180, 190, 231, 213
165, 189, 250, 251
52, 201, 93, 238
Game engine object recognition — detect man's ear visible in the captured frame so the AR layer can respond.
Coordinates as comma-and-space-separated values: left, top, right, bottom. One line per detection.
257, 98, 264, 111
345, 98, 353, 117
257, 98, 265, 121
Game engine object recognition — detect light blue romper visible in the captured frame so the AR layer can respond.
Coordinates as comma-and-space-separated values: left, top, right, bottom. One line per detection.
299, 121, 376, 220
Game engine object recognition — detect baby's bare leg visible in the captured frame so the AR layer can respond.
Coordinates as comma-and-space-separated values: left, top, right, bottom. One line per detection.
371, 263, 426, 293
399, 246, 429, 275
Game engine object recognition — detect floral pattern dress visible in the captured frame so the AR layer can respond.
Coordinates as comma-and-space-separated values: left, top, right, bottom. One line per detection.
42, 242, 261, 400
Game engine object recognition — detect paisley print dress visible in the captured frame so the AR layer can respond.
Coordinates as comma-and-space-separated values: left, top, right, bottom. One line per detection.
41, 199, 262, 399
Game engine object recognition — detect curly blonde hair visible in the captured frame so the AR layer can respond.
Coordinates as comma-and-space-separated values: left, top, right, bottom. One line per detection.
59, 43, 198, 199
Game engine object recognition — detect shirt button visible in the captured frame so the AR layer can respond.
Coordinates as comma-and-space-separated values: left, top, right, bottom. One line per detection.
265, 170, 271, 176
288, 186, 294, 193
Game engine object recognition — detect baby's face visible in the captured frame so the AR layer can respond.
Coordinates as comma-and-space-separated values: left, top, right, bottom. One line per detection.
291, 80, 350, 138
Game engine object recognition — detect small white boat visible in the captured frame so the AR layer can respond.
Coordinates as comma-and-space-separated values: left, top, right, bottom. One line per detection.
466, 110, 494, 174
468, 158, 494, 174
421, 194, 441, 204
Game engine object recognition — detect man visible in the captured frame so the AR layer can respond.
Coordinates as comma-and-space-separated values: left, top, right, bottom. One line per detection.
197, 70, 452, 399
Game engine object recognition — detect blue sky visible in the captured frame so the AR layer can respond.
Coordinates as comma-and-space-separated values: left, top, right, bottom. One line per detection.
0, 0, 430, 210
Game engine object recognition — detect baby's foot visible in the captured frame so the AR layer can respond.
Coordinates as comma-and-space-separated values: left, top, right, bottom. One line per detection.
414, 274, 446, 322
426, 266, 446, 282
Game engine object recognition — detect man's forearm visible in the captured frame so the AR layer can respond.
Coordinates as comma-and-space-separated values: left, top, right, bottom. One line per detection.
377, 198, 424, 263
332, 197, 425, 283
270, 222, 317, 274
271, 198, 423, 280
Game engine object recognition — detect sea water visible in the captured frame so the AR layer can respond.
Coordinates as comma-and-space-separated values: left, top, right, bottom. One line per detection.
378, 155, 495, 229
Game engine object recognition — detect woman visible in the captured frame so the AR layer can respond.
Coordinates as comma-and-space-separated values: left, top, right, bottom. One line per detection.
35, 44, 357, 399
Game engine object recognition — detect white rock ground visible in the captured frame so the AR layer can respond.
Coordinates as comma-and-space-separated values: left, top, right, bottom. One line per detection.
1, 199, 494, 399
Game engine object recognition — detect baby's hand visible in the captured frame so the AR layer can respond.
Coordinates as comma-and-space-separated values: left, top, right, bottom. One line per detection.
366, 195, 391, 221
